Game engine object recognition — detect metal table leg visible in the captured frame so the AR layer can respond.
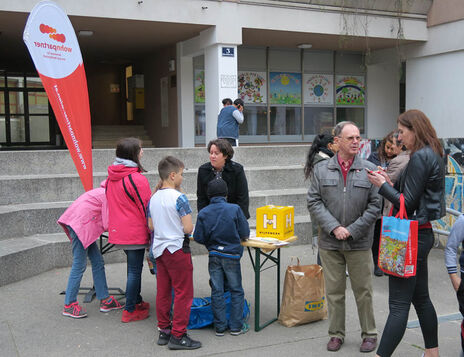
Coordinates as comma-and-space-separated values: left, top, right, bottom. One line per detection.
247, 246, 281, 332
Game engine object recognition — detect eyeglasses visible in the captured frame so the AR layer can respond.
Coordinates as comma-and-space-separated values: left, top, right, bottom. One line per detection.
338, 135, 361, 142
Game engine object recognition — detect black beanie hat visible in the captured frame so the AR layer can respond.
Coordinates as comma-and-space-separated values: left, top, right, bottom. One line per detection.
207, 178, 228, 198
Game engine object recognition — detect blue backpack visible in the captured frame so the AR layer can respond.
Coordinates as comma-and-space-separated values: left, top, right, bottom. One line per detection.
188, 292, 250, 329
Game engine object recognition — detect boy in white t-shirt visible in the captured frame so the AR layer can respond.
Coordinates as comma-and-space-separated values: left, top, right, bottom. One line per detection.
148, 156, 201, 350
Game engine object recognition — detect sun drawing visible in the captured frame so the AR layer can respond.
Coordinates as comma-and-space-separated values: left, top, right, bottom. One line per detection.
280, 75, 290, 86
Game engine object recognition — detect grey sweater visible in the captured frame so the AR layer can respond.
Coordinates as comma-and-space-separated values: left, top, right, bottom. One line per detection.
445, 214, 464, 275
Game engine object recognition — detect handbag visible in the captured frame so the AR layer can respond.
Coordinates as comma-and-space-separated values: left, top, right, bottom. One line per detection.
378, 194, 418, 277
278, 258, 327, 327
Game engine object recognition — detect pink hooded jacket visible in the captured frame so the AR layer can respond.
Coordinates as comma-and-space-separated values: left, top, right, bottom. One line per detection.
106, 164, 151, 245
57, 184, 108, 249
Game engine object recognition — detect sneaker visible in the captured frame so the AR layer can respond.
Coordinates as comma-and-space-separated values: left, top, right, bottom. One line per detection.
100, 296, 125, 312
215, 329, 225, 337
157, 329, 171, 346
167, 334, 202, 350
121, 308, 149, 323
135, 301, 150, 311
230, 323, 249, 336
63, 302, 87, 319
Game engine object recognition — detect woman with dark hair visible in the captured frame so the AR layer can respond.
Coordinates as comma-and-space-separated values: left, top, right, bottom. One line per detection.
367, 110, 445, 357
197, 139, 249, 219
106, 137, 152, 323
368, 131, 399, 277
367, 131, 397, 169
304, 133, 337, 180
305, 133, 337, 266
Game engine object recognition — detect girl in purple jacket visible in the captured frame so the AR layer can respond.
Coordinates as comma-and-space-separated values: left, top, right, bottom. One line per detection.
58, 182, 124, 318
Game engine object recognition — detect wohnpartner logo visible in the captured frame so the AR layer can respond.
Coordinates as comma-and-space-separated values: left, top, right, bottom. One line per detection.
40, 23, 66, 43
32, 23, 72, 53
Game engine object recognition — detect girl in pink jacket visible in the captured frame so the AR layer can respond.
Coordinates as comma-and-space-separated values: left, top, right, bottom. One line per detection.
58, 182, 124, 318
106, 137, 151, 323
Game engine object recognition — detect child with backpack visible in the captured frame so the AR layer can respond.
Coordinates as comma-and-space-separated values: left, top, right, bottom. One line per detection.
58, 181, 124, 318
148, 156, 201, 350
194, 178, 250, 336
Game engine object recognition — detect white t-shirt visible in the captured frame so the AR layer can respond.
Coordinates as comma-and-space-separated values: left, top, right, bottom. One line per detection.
149, 188, 192, 259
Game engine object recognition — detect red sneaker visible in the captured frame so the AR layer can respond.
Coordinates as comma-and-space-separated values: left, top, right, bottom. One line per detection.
135, 301, 150, 311
121, 308, 149, 323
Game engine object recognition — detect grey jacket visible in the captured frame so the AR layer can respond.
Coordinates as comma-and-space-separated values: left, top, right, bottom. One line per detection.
307, 154, 381, 251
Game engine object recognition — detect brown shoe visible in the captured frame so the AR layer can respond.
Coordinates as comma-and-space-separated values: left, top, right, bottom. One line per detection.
360, 337, 377, 353
327, 337, 343, 352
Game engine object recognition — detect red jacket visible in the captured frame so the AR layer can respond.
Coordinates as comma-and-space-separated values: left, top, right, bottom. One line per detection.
106, 164, 151, 245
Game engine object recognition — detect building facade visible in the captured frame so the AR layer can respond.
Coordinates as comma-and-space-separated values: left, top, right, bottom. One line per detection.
0, 0, 462, 148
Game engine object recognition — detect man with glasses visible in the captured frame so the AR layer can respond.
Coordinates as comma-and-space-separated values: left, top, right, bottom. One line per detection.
307, 121, 381, 353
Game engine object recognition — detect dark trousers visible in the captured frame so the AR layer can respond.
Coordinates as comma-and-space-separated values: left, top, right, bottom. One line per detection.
124, 249, 145, 312
377, 228, 438, 356
457, 277, 464, 355
372, 219, 382, 266
156, 249, 193, 338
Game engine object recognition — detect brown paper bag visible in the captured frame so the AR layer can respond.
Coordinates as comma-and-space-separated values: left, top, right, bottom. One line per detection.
278, 259, 327, 327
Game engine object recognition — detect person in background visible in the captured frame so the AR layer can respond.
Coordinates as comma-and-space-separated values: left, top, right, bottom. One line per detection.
367, 131, 398, 277
222, 98, 233, 107
308, 121, 380, 353
444, 213, 464, 357
197, 139, 249, 219
194, 178, 250, 337
304, 133, 338, 265
59, 181, 124, 318
106, 137, 151, 323
382, 133, 410, 216
149, 156, 201, 350
217, 98, 244, 147
367, 109, 445, 357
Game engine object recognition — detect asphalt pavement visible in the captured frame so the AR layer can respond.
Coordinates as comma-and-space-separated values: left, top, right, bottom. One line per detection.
0, 244, 461, 357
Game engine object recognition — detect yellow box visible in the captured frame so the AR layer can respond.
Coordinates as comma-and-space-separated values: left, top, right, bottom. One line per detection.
256, 205, 294, 240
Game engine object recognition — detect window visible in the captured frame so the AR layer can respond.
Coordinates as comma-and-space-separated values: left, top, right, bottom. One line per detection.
0, 72, 53, 146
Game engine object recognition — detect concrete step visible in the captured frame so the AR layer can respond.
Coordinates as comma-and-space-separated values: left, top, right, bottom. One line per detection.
0, 166, 306, 205
0, 217, 311, 287
0, 188, 309, 240
0, 145, 309, 176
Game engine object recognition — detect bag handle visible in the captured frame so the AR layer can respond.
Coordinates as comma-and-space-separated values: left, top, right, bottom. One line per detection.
289, 256, 300, 266
395, 194, 408, 220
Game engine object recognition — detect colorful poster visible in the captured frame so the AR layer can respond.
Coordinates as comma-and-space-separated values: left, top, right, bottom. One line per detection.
23, 0, 93, 191
303, 74, 333, 104
336, 75, 365, 106
269, 72, 301, 105
238, 71, 266, 104
194, 69, 205, 103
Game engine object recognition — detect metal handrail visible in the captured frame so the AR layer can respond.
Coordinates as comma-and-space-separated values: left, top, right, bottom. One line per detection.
432, 207, 463, 244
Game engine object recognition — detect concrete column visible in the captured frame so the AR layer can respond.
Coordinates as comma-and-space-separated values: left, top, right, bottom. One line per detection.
177, 42, 195, 148
366, 62, 400, 138
204, 44, 238, 145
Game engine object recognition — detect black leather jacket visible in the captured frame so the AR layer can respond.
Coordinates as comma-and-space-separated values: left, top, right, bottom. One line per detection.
197, 160, 250, 219
379, 146, 445, 225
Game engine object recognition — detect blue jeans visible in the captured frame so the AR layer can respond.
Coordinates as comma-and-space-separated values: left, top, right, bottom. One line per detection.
208, 255, 244, 331
124, 249, 145, 312
65, 226, 108, 305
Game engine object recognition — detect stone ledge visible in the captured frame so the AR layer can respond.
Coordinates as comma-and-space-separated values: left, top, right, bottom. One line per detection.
0, 218, 311, 287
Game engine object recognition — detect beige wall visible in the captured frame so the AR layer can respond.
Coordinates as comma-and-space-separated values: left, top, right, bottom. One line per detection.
143, 45, 179, 147
428, 0, 464, 26
86, 63, 125, 125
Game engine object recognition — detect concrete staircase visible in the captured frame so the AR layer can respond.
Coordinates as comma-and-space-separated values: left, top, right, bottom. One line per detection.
0, 146, 312, 286
92, 125, 155, 149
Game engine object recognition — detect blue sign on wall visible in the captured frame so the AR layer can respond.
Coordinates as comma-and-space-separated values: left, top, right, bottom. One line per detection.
222, 47, 234, 57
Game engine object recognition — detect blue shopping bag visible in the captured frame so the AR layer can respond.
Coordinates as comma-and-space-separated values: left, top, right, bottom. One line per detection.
188, 292, 250, 329
378, 194, 418, 277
